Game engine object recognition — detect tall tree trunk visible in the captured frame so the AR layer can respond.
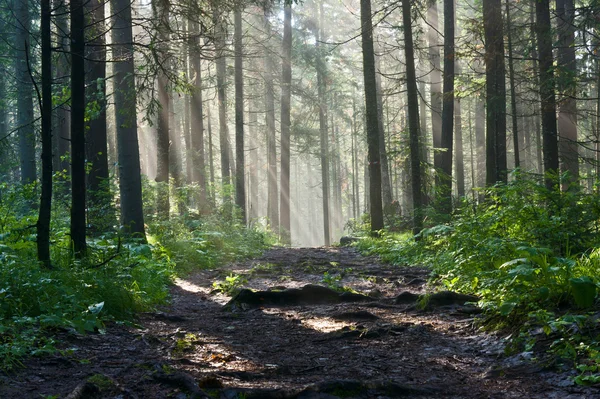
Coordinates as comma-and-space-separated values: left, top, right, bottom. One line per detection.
86, 0, 110, 230
71, 0, 87, 256
439, 0, 454, 214
38, 0, 52, 268
234, 8, 246, 222
207, 102, 216, 199
536, 0, 559, 189
111, 0, 146, 238
154, 0, 170, 218
280, 3, 292, 244
556, 0, 579, 188
249, 100, 259, 220
53, 1, 70, 190
317, 0, 331, 243
475, 95, 485, 189
402, 0, 423, 234
505, 0, 520, 169
530, 0, 543, 175
427, 0, 443, 193
483, 0, 507, 185
264, 7, 279, 232
360, 0, 384, 234
15, 0, 36, 187
455, 97, 465, 197
189, 20, 207, 206
375, 54, 393, 208
352, 97, 360, 219
214, 11, 232, 205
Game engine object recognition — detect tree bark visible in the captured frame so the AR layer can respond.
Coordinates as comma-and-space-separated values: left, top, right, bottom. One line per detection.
427, 0, 443, 193
86, 0, 111, 231
280, 3, 292, 244
360, 0, 384, 234
37, 0, 53, 268
439, 0, 454, 214
71, 0, 87, 256
264, 7, 279, 232
483, 0, 507, 185
402, 0, 423, 235
111, 0, 146, 238
214, 11, 232, 205
556, 0, 579, 188
15, 0, 36, 186
234, 7, 246, 222
536, 0, 559, 189
189, 20, 207, 206
505, 0, 520, 169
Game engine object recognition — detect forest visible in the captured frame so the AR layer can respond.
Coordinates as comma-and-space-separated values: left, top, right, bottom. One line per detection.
2, 0, 600, 396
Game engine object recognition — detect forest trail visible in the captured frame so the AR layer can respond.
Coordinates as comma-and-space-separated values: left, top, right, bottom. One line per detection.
1, 246, 596, 398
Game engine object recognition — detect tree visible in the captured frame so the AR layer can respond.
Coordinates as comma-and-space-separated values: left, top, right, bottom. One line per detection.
189, 19, 207, 206
154, 0, 170, 218
280, 3, 292, 244
264, 6, 278, 231
439, 0, 455, 214
556, 0, 579, 187
15, 0, 36, 187
214, 10, 232, 205
505, 0, 520, 169
536, 0, 558, 189
427, 0, 443, 191
37, 0, 52, 267
317, 0, 332, 243
86, 0, 110, 230
111, 0, 146, 238
71, 0, 87, 256
360, 0, 384, 234
234, 7, 245, 221
482, 0, 507, 185
401, 0, 423, 234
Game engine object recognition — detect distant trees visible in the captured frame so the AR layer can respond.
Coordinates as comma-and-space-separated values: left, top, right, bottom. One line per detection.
5, 0, 600, 257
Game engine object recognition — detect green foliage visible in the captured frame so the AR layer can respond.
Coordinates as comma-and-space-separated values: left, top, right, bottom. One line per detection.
356, 175, 600, 381
212, 273, 248, 295
0, 181, 272, 371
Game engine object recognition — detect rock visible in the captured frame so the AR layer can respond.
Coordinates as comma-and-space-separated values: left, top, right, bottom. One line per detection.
394, 291, 420, 304
339, 236, 359, 246
331, 310, 379, 321
224, 284, 370, 309
406, 278, 426, 286
423, 291, 479, 308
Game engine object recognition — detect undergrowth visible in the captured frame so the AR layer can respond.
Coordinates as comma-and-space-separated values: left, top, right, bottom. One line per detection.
0, 181, 272, 371
355, 174, 600, 384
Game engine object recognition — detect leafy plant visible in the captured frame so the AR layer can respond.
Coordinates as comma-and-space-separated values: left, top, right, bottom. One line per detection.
212, 273, 248, 295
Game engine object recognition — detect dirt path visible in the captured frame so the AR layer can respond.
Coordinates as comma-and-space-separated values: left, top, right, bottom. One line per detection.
1, 247, 596, 398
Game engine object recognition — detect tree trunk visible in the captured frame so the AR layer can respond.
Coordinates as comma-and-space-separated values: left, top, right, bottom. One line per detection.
234, 8, 246, 222
505, 0, 520, 169
189, 20, 207, 206
375, 54, 393, 208
475, 95, 485, 189
71, 0, 87, 256
15, 0, 36, 187
483, 0, 507, 185
402, 0, 423, 235
439, 0, 454, 214
280, 3, 292, 244
154, 0, 170, 218
249, 100, 259, 221
455, 97, 465, 197
360, 0, 384, 234
86, 0, 110, 231
111, 0, 146, 238
264, 7, 279, 232
214, 11, 232, 205
536, 0, 559, 189
556, 0, 579, 188
427, 0, 443, 193
53, 1, 70, 190
38, 0, 53, 268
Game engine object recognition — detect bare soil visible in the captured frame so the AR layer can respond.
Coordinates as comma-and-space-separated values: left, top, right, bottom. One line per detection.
1, 246, 597, 398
